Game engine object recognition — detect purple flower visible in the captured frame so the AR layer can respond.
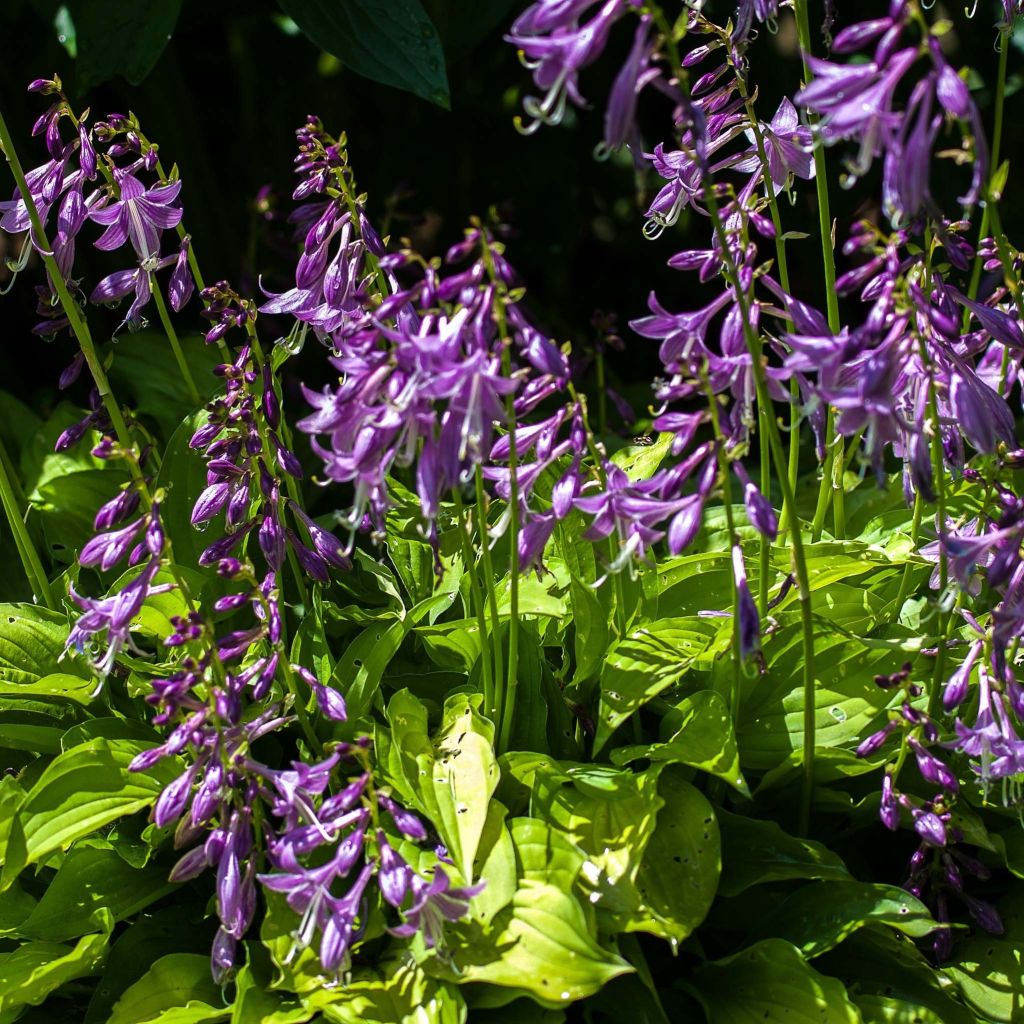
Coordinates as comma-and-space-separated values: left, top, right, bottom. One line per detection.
66, 557, 171, 677
731, 544, 760, 661
746, 98, 814, 189
89, 169, 182, 260
388, 866, 482, 949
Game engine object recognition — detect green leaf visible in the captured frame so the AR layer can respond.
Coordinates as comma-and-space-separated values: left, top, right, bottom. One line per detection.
18, 846, 176, 941
0, 933, 108, 1016
508, 816, 586, 894
610, 433, 673, 482
330, 618, 406, 719
451, 879, 632, 1005
717, 809, 849, 897
813, 929, 975, 1024
107, 954, 226, 1024
277, 0, 450, 107
690, 939, 861, 1023
531, 762, 662, 917
386, 690, 498, 880
737, 625, 910, 770
595, 617, 723, 752
471, 803, 517, 927
37, 467, 130, 564
84, 906, 215, 1024
944, 935, 1024, 1022
611, 689, 749, 797
849, 994, 946, 1024
0, 603, 88, 689
748, 881, 939, 957
76, 0, 183, 90
19, 738, 177, 868
606, 770, 720, 945
230, 964, 313, 1023
309, 959, 466, 1023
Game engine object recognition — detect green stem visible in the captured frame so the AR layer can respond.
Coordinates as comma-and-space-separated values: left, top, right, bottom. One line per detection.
475, 465, 505, 702
964, 26, 1009, 316
702, 376, 743, 722
794, 0, 844, 540
0, 444, 55, 609
453, 487, 495, 716
480, 239, 520, 755
150, 278, 201, 404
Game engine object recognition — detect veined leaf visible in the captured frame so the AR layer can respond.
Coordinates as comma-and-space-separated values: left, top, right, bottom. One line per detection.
0, 933, 108, 1016
107, 953, 227, 1024
18, 738, 178, 869
450, 879, 632, 1005
691, 939, 861, 1024
611, 689, 749, 797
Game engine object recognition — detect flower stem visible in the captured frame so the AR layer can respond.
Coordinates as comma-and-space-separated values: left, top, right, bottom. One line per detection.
794, 0, 844, 541
453, 486, 496, 718
964, 26, 1009, 316
0, 440, 55, 609
475, 465, 505, 701
150, 277, 201, 404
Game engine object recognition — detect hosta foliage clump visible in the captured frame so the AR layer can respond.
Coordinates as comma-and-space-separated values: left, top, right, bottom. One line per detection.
0, 0, 1023, 1021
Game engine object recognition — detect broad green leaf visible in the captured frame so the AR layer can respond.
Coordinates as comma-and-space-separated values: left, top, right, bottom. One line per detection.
309, 960, 465, 1023
531, 762, 662, 915
595, 617, 724, 752
748, 881, 938, 957
277, 0, 451, 107
76, 0, 183, 90
231, 964, 313, 1023
717, 809, 849, 896
18, 846, 176, 941
690, 939, 861, 1024
290, 588, 333, 687
107, 954, 226, 1024
330, 617, 406, 719
416, 619, 482, 673
813, 929, 975, 1024
451, 879, 632, 1005
0, 604, 87, 689
656, 552, 732, 617
0, 390, 41, 458
0, 710, 67, 754
0, 776, 28, 888
509, 816, 586, 894
611, 689, 749, 797
22, 402, 109, 500
850, 994, 946, 1024
944, 932, 1024, 1022
0, 933, 107, 1016
0, 672, 95, 704
387, 690, 498, 881
84, 906, 216, 1023
19, 738, 177, 868
0, 883, 35, 937
36, 468, 130, 564
472, 803, 517, 927
261, 892, 331, 995
738, 625, 911, 769
611, 433, 673, 481
606, 770, 720, 945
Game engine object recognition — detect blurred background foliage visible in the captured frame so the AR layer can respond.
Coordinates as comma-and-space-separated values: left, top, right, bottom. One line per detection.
0, 0, 1021, 438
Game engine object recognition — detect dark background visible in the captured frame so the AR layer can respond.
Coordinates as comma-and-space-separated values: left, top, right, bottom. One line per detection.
0, 0, 1020, 429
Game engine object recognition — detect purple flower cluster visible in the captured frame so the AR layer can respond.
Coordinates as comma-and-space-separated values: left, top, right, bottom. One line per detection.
0, 86, 195, 335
